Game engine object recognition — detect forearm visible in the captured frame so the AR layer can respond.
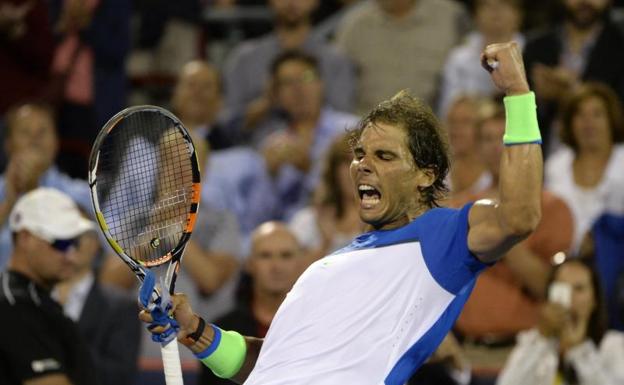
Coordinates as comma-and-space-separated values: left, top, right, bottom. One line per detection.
497, 93, 543, 237
184, 318, 262, 384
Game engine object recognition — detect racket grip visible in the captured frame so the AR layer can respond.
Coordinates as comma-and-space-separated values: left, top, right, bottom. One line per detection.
161, 340, 184, 385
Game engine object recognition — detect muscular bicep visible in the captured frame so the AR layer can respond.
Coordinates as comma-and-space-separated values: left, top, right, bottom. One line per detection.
468, 199, 526, 263
24, 373, 74, 385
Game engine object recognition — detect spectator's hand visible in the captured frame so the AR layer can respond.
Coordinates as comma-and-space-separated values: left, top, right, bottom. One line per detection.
6, 149, 48, 195
537, 302, 568, 338
262, 131, 310, 175
244, 95, 272, 131
532, 64, 576, 102
286, 135, 311, 172
262, 131, 290, 175
481, 41, 530, 96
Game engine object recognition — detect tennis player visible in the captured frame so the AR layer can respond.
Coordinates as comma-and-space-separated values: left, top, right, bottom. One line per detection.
141, 41, 543, 385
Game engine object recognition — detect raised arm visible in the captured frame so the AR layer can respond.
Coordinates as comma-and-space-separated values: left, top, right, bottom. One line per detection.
467, 42, 543, 263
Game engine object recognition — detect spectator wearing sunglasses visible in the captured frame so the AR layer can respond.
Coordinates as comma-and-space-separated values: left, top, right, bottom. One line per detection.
0, 187, 99, 385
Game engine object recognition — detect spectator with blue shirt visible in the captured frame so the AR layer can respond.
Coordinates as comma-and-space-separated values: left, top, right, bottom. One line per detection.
140, 42, 543, 385
0, 103, 91, 270
202, 144, 278, 249
258, 50, 359, 219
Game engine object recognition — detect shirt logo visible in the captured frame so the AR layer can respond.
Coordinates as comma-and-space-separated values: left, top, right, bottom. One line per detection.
31, 358, 61, 373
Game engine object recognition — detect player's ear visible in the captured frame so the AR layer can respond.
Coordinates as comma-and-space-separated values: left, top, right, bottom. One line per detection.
415, 167, 436, 191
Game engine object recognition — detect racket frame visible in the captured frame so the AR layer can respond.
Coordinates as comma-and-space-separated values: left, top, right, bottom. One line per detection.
88, 105, 201, 292
88, 105, 201, 385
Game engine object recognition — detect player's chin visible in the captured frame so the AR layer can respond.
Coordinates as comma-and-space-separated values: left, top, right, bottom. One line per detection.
358, 204, 386, 227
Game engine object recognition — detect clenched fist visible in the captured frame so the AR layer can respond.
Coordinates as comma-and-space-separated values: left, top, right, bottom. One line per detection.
481, 41, 530, 96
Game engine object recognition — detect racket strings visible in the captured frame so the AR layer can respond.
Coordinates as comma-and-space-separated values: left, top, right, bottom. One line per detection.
95, 110, 194, 264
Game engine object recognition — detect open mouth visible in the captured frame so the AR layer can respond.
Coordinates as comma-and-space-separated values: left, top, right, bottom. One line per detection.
358, 184, 381, 207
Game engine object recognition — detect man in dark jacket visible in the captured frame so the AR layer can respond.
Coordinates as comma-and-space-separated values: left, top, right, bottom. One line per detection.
523, 0, 624, 154
0, 188, 98, 385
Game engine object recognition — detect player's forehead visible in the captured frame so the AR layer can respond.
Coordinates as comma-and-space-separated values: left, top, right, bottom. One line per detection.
353, 122, 409, 152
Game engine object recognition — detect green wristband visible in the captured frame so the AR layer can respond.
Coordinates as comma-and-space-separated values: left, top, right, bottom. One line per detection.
503, 91, 542, 145
197, 326, 247, 378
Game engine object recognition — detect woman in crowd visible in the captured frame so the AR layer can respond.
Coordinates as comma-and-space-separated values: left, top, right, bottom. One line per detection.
289, 133, 362, 265
496, 259, 624, 385
445, 95, 493, 202
545, 83, 624, 254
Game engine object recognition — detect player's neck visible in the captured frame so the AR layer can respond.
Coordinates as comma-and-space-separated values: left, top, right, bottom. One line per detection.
367, 205, 428, 232
406, 205, 430, 223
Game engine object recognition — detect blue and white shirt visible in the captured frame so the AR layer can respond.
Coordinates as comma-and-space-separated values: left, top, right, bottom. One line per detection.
244, 203, 489, 385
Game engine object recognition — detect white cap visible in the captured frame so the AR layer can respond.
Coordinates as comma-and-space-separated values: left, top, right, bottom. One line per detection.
9, 187, 96, 242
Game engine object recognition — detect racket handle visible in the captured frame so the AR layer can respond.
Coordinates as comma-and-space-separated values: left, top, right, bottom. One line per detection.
161, 340, 184, 385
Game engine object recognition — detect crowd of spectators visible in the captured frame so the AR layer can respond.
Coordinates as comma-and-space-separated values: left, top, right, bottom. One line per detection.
2, 0, 624, 384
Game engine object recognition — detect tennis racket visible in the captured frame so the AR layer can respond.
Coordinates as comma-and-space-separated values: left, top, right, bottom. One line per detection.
88, 105, 201, 385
